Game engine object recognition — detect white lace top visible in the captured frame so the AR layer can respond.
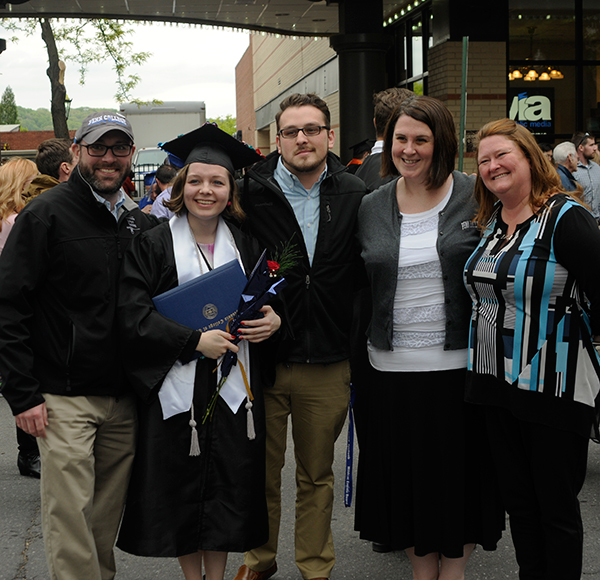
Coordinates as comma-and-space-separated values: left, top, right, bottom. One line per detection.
368, 184, 468, 372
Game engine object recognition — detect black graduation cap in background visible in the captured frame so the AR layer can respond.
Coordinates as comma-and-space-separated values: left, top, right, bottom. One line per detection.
349, 138, 375, 158
161, 123, 263, 174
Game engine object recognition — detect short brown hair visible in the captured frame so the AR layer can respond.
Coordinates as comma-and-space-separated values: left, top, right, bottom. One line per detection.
165, 164, 245, 222
572, 131, 594, 151
35, 138, 73, 180
474, 118, 573, 228
373, 88, 414, 137
275, 93, 331, 130
381, 95, 457, 189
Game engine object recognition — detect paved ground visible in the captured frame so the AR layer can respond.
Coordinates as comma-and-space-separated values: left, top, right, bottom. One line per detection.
2, 394, 600, 579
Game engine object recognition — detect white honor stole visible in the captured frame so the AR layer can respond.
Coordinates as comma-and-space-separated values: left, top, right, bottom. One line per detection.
158, 214, 251, 429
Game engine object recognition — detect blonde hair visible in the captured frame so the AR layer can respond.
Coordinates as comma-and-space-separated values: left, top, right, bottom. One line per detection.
0, 158, 38, 230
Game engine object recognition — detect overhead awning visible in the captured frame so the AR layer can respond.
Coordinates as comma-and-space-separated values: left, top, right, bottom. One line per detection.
0, 0, 342, 36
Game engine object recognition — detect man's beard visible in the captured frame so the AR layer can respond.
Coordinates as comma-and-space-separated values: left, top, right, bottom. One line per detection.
283, 147, 327, 174
79, 163, 128, 197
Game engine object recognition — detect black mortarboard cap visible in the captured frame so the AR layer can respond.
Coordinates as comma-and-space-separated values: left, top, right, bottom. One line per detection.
349, 138, 375, 158
160, 123, 263, 174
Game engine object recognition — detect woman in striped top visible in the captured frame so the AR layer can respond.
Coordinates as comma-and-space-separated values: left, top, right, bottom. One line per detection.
465, 118, 600, 580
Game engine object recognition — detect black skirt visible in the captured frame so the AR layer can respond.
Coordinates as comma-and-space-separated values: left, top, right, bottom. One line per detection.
354, 367, 505, 558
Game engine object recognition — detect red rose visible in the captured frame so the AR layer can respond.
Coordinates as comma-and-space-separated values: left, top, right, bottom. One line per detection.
267, 261, 280, 272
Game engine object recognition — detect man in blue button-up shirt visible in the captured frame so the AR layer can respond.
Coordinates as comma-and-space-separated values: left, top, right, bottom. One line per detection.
235, 94, 368, 580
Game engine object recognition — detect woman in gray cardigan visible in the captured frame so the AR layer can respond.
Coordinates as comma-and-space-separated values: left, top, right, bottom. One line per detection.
354, 96, 504, 580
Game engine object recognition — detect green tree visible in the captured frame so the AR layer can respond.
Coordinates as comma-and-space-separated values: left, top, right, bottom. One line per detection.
0, 86, 19, 124
208, 115, 236, 136
2, 18, 150, 138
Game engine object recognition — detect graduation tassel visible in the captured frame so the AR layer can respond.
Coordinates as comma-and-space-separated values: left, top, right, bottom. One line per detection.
246, 398, 256, 440
239, 359, 255, 440
189, 404, 201, 456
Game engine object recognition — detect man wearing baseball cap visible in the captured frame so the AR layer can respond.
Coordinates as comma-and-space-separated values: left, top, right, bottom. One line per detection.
0, 111, 157, 580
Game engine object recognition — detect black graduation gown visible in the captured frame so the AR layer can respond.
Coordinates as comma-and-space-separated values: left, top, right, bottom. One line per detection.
116, 219, 270, 557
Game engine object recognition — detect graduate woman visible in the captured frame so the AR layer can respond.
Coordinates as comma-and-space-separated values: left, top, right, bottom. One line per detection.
116, 124, 280, 580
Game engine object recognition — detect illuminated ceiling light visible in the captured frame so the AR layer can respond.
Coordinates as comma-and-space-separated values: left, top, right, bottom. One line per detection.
524, 69, 539, 81
549, 69, 564, 79
511, 69, 523, 79
508, 72, 514, 81
539, 72, 551, 81
401, 9, 405, 15
546, 14, 551, 19
394, 13, 399, 20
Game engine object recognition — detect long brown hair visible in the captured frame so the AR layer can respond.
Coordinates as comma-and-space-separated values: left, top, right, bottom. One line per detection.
473, 119, 578, 228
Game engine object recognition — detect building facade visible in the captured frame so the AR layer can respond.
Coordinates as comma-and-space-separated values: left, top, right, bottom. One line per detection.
236, 0, 600, 171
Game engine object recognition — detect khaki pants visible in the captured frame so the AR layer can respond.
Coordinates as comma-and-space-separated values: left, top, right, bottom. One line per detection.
38, 394, 136, 580
245, 361, 350, 579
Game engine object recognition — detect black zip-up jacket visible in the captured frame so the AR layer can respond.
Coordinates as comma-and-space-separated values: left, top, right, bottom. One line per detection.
240, 151, 368, 364
0, 167, 159, 415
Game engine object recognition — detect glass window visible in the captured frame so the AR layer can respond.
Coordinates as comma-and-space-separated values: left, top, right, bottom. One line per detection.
583, 0, 600, 60
582, 65, 600, 132
509, 1, 576, 61
411, 16, 424, 77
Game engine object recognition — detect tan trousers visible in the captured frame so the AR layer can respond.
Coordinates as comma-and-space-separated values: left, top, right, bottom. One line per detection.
37, 394, 137, 580
245, 361, 350, 580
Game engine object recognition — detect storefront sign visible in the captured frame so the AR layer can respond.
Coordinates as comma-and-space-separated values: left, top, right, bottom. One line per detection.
509, 88, 555, 135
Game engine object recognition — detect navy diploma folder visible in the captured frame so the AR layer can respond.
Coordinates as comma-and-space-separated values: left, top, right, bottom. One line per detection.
152, 259, 247, 333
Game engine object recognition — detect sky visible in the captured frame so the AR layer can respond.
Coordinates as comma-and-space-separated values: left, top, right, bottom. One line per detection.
0, 20, 250, 119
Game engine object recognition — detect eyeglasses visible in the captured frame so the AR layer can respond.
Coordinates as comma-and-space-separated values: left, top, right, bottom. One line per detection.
81, 143, 133, 157
278, 125, 329, 139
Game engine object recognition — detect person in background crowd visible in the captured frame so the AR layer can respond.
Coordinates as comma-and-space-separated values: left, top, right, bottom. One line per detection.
116, 124, 279, 580
122, 169, 136, 198
553, 141, 581, 193
0, 111, 158, 580
346, 139, 373, 174
149, 163, 179, 219
539, 142, 555, 166
572, 131, 600, 220
466, 118, 600, 580
354, 95, 504, 580
22, 138, 76, 205
0, 157, 40, 479
0, 157, 38, 252
233, 93, 368, 580
138, 171, 159, 210
355, 87, 414, 190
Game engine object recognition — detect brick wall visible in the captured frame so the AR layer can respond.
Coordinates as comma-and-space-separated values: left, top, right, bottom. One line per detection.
253, 35, 335, 110
235, 44, 256, 148
235, 34, 341, 156
429, 41, 506, 173
0, 130, 77, 153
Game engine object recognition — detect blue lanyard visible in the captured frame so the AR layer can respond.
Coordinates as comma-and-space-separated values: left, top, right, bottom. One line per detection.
344, 382, 356, 507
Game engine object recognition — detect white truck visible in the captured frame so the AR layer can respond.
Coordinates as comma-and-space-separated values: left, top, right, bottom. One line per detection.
119, 101, 206, 197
